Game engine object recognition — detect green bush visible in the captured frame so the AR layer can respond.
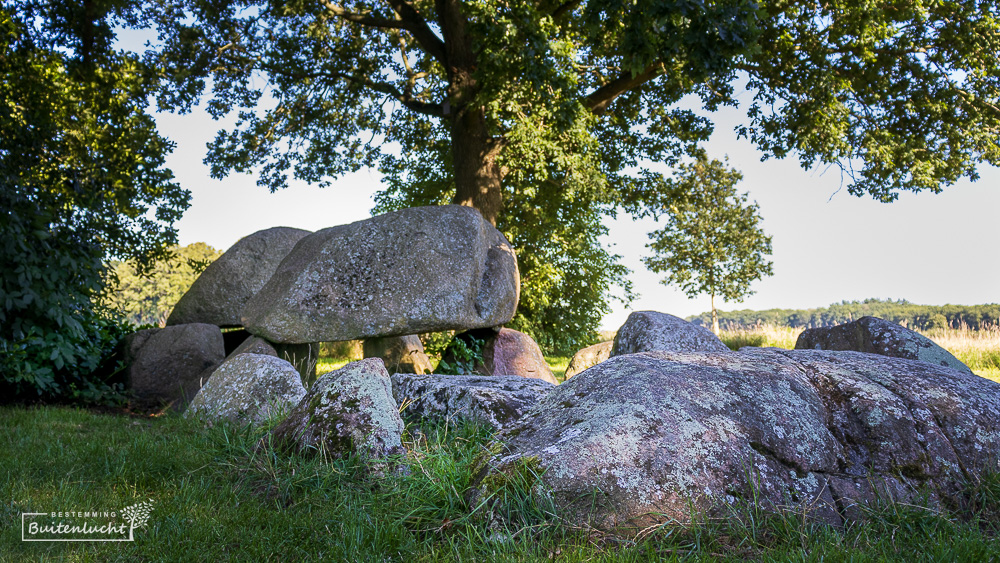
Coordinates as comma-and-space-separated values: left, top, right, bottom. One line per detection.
0, 190, 130, 405
418, 331, 455, 358
435, 334, 486, 375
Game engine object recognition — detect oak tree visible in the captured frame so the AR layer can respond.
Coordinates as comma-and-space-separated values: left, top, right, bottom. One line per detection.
146, 0, 1000, 347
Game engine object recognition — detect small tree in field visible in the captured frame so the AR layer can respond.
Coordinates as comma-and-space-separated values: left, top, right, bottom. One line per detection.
643, 156, 773, 335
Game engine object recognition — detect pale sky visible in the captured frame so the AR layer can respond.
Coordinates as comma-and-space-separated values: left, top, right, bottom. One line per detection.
149, 80, 1000, 332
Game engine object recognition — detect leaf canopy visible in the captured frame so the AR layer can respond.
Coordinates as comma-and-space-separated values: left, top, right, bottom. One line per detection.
145, 0, 1000, 348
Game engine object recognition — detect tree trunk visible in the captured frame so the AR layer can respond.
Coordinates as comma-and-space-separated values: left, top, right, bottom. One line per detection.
450, 109, 503, 226
711, 293, 720, 336
436, 0, 504, 226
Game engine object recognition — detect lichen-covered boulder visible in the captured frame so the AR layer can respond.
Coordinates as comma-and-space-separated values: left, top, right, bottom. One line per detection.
795, 316, 973, 374
167, 227, 311, 327
363, 335, 433, 375
229, 335, 319, 387
471, 348, 1000, 533
123, 323, 225, 410
611, 311, 730, 356
186, 353, 306, 426
269, 358, 405, 460
440, 328, 558, 384
241, 205, 519, 343
391, 373, 554, 431
564, 341, 613, 379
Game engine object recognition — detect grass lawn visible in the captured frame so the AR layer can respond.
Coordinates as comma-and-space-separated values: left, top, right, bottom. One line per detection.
3, 406, 999, 561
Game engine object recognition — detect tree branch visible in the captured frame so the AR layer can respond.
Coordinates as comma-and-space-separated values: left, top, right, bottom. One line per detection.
322, 2, 409, 30
329, 70, 445, 116
584, 63, 663, 115
264, 64, 445, 117
384, 0, 448, 65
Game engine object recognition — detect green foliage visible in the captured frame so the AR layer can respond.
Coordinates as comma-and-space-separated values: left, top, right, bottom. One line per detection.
417, 331, 455, 359
691, 299, 1000, 332
1, 2, 187, 403
319, 340, 363, 360
0, 190, 131, 405
435, 335, 485, 376
2, 1, 189, 268
643, 155, 773, 326
719, 332, 768, 351
103, 243, 223, 327
146, 0, 1000, 352
500, 188, 632, 356
745, 1, 1000, 200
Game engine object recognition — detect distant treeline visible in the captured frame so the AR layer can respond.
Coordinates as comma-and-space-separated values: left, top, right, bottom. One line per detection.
687, 299, 1000, 331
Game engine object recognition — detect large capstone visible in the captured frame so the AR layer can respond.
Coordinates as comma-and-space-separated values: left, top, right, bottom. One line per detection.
363, 335, 433, 375
123, 323, 225, 410
471, 348, 1000, 532
611, 311, 730, 356
268, 358, 405, 460
391, 373, 554, 432
166, 227, 311, 327
795, 316, 973, 374
241, 205, 519, 344
186, 353, 306, 426
564, 340, 613, 379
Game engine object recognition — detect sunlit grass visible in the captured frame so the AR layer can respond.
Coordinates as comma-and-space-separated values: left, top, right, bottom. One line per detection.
715, 324, 1000, 383
546, 356, 570, 383
923, 325, 1000, 379
718, 325, 804, 350
316, 357, 351, 376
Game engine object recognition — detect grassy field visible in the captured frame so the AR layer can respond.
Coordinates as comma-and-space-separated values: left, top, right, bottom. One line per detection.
714, 324, 1000, 383
3, 406, 999, 561
923, 325, 1000, 382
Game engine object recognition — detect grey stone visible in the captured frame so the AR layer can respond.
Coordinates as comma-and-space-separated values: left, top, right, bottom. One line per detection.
229, 335, 319, 387
471, 348, 1000, 532
611, 311, 730, 356
167, 227, 311, 327
241, 205, 519, 343
363, 335, 433, 374
391, 373, 554, 431
795, 316, 973, 374
269, 358, 406, 460
186, 353, 306, 426
123, 323, 225, 410
564, 341, 613, 379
